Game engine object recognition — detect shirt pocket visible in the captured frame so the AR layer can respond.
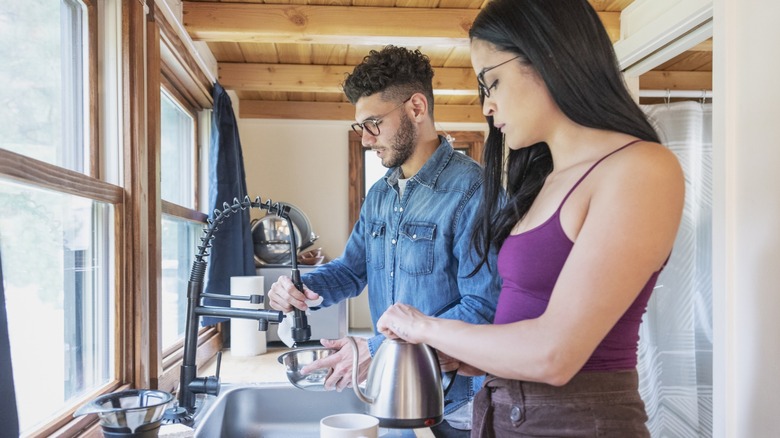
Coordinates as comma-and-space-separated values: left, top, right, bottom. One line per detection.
399, 222, 436, 275
366, 221, 385, 270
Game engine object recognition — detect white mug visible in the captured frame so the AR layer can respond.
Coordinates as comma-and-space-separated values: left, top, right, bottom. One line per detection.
320, 413, 379, 438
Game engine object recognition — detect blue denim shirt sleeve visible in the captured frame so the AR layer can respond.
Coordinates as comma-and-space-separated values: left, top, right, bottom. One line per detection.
300, 215, 369, 306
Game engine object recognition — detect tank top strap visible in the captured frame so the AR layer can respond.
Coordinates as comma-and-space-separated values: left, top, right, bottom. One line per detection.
557, 139, 644, 210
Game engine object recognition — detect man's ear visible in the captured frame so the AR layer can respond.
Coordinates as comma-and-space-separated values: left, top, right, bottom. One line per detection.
408, 93, 429, 121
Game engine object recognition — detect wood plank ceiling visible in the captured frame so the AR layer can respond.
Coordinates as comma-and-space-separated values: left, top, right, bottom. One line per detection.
182, 0, 712, 122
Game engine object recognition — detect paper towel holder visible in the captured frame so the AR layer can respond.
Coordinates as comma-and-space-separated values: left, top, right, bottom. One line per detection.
164, 195, 312, 425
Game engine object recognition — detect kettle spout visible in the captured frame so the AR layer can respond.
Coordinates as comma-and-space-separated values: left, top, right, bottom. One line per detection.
347, 336, 373, 405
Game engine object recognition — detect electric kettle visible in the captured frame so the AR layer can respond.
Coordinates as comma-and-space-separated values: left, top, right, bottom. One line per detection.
347, 336, 444, 429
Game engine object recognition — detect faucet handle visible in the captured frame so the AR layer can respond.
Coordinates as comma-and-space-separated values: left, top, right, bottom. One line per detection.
215, 351, 222, 380
188, 351, 222, 397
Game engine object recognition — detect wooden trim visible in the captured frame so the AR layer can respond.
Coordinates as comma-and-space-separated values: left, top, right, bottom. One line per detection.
241, 100, 483, 123
161, 74, 199, 113
347, 131, 484, 231
162, 200, 209, 223
347, 131, 363, 229
161, 65, 204, 112
0, 149, 123, 204
87, 0, 100, 179
147, 9, 163, 390
219, 62, 477, 95
157, 326, 224, 395
123, 0, 150, 389
30, 381, 125, 437
639, 70, 713, 91
182, 3, 621, 44
114, 200, 126, 389
449, 131, 485, 163
159, 81, 202, 213
155, 2, 212, 108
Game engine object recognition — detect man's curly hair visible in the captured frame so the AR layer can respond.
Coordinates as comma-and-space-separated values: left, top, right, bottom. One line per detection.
343, 45, 435, 116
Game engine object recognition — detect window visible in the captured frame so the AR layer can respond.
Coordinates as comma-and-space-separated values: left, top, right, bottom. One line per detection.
161, 216, 201, 347
0, 1, 126, 435
153, 0, 214, 399
1, 0, 214, 433
159, 89, 200, 347
0, 179, 114, 432
0, 0, 91, 174
161, 90, 196, 208
158, 54, 209, 353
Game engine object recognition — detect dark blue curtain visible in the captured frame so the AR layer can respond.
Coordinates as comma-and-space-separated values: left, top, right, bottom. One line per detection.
0, 250, 21, 435
202, 82, 256, 326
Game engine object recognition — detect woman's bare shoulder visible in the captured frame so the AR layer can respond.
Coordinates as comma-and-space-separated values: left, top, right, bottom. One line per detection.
603, 140, 684, 189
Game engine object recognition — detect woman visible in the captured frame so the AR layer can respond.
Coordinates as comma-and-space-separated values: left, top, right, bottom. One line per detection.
376, 0, 685, 436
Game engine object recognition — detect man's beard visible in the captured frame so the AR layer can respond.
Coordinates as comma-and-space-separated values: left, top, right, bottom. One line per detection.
381, 112, 417, 169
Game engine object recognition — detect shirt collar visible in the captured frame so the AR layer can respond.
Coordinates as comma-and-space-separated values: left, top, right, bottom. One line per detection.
385, 136, 454, 189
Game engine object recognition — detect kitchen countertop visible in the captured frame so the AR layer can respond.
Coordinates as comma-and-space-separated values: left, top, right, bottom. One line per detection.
199, 344, 436, 438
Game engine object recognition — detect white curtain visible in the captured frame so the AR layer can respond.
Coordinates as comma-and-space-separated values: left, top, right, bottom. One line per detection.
638, 101, 713, 437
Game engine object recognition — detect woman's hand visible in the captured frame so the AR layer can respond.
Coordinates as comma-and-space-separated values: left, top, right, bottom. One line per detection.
377, 303, 431, 344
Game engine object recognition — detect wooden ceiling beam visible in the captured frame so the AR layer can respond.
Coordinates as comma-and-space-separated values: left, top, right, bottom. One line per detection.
219, 62, 479, 95
183, 2, 621, 45
640, 71, 712, 90
240, 100, 484, 123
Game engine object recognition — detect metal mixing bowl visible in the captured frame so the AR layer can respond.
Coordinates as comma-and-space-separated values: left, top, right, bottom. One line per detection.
277, 347, 337, 391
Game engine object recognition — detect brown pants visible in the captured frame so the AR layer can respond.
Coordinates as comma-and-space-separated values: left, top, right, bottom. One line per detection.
471, 370, 650, 437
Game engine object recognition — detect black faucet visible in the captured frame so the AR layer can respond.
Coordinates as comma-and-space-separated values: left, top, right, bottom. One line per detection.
163, 196, 311, 424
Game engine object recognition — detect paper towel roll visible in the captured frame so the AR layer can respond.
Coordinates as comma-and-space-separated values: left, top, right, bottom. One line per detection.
230, 276, 267, 356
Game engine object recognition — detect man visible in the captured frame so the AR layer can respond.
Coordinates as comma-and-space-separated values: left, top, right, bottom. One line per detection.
268, 45, 500, 436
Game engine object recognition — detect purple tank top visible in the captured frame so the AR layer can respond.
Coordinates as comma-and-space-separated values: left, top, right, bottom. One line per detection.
495, 140, 661, 371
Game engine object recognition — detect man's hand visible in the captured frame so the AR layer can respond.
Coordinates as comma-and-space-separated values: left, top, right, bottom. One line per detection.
301, 337, 371, 392
436, 350, 461, 373
267, 275, 320, 313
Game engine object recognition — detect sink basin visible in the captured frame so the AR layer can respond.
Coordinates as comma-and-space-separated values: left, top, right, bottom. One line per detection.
193, 382, 365, 437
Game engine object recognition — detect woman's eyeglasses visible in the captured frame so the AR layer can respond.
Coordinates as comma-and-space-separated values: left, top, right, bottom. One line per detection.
477, 56, 521, 100
351, 97, 412, 137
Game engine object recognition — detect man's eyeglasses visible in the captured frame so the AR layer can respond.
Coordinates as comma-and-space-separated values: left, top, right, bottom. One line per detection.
351, 97, 412, 137
477, 55, 521, 100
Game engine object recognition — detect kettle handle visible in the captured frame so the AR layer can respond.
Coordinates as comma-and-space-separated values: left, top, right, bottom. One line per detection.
430, 348, 458, 398
346, 336, 373, 405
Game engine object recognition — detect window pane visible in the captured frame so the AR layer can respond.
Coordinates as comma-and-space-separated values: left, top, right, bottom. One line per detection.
161, 215, 201, 346
0, 178, 114, 433
0, 0, 89, 173
161, 91, 195, 208
363, 150, 387, 197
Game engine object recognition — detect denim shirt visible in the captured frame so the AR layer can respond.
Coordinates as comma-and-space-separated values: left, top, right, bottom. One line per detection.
302, 137, 501, 414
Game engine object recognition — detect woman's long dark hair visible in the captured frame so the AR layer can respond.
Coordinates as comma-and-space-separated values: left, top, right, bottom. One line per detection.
469, 0, 661, 271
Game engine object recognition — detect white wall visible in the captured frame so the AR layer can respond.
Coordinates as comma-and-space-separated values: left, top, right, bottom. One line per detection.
239, 117, 353, 260
237, 114, 372, 327
713, 0, 780, 436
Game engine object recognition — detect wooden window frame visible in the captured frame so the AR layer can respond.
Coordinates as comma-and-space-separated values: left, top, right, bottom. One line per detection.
347, 131, 485, 229
2, 1, 217, 435
152, 1, 219, 403
0, 1, 128, 436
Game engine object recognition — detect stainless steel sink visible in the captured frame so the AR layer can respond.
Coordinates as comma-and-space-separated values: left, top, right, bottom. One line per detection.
193, 382, 365, 437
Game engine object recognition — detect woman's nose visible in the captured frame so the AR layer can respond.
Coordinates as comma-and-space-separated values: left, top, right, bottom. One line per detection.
481, 97, 495, 117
